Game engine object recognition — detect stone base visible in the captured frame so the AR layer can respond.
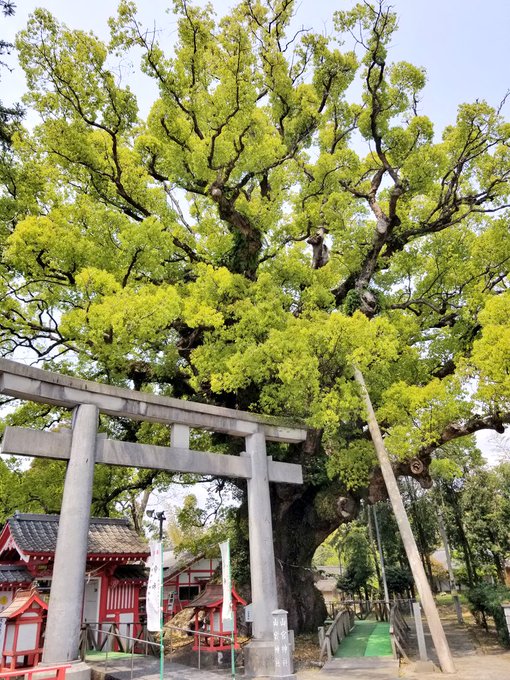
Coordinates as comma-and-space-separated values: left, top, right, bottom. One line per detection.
413, 660, 437, 673
244, 639, 295, 679
39, 661, 91, 680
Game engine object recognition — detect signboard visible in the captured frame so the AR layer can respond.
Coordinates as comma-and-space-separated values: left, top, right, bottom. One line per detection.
219, 540, 233, 628
244, 603, 253, 623
146, 540, 162, 632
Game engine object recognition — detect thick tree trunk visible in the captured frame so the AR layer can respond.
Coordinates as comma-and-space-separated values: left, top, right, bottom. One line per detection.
492, 549, 506, 585
235, 428, 435, 633
270, 480, 356, 632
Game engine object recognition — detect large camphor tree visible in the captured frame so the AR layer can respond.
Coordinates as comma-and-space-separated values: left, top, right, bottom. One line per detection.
1, 0, 510, 630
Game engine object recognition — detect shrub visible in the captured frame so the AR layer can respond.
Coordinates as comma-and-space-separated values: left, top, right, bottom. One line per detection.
467, 583, 510, 647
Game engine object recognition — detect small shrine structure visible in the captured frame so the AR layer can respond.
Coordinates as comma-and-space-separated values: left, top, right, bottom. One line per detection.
0, 514, 148, 639
0, 588, 47, 670
190, 584, 246, 652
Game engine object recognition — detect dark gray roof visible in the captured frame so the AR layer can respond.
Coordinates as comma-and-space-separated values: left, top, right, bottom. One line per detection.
114, 565, 147, 581
0, 565, 32, 584
9, 514, 148, 556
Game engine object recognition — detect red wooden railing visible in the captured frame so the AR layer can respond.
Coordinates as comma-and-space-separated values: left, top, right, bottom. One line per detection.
0, 664, 71, 680
1, 648, 43, 671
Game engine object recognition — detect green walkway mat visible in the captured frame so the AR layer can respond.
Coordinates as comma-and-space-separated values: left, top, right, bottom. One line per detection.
334, 620, 393, 658
85, 651, 135, 661
364, 622, 392, 656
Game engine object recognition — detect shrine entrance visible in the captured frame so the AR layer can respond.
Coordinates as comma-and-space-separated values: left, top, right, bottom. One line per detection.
0, 359, 307, 680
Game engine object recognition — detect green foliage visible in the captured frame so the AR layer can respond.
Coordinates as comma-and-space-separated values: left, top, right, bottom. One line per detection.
431, 440, 510, 587
0, 1, 23, 147
3, 0, 509, 452
168, 493, 236, 557
336, 524, 374, 596
471, 291, 510, 409
467, 583, 510, 646
326, 440, 377, 491
460, 466, 510, 582
385, 565, 414, 596
312, 540, 339, 567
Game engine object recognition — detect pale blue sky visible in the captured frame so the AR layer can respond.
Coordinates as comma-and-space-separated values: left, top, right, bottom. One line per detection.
3, 0, 510, 134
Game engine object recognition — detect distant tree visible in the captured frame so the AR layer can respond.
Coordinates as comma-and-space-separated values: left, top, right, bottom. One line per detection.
430, 438, 496, 587
385, 565, 414, 597
337, 524, 374, 599
461, 467, 510, 583
0, 0, 23, 146
402, 480, 440, 589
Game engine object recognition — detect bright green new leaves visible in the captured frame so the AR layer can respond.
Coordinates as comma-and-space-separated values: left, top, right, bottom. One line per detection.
18, 9, 138, 130
379, 377, 472, 460
191, 304, 399, 426
61, 276, 182, 369
2, 0, 510, 500
471, 292, 510, 409
326, 440, 377, 491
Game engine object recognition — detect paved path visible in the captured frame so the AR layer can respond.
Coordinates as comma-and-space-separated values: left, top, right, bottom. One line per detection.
90, 656, 231, 680
89, 615, 510, 680
400, 614, 510, 679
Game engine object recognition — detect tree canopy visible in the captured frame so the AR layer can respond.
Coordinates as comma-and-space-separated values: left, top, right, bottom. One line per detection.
2, 0, 510, 630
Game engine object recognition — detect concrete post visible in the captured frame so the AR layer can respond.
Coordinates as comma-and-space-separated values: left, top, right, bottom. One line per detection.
171, 423, 190, 449
413, 602, 428, 661
43, 404, 98, 671
354, 368, 456, 674
243, 431, 281, 677
245, 431, 278, 638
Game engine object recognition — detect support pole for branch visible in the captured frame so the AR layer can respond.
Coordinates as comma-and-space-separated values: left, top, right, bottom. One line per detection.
353, 367, 455, 674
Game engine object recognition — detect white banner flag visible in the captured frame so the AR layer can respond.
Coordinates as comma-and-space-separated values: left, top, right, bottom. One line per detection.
220, 539, 233, 627
146, 540, 162, 632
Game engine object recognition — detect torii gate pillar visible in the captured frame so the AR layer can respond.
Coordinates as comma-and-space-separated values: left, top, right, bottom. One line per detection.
42, 404, 98, 680
243, 432, 281, 677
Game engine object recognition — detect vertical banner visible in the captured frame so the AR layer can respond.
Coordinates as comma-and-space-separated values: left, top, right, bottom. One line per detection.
147, 540, 162, 632
220, 539, 233, 627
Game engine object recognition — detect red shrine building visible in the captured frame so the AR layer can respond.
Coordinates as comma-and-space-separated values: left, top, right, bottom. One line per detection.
0, 513, 149, 647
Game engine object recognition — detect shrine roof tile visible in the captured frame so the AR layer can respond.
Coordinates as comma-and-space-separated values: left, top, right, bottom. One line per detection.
8, 514, 149, 557
0, 588, 47, 618
0, 565, 32, 584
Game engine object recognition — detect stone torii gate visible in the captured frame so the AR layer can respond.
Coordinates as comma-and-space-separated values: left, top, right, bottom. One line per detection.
0, 359, 307, 680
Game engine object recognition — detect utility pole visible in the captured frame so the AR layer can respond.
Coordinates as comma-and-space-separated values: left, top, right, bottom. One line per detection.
372, 504, 391, 611
437, 508, 463, 624
354, 367, 455, 674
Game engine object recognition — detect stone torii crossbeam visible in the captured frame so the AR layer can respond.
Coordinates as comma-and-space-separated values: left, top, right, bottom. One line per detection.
0, 359, 307, 680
